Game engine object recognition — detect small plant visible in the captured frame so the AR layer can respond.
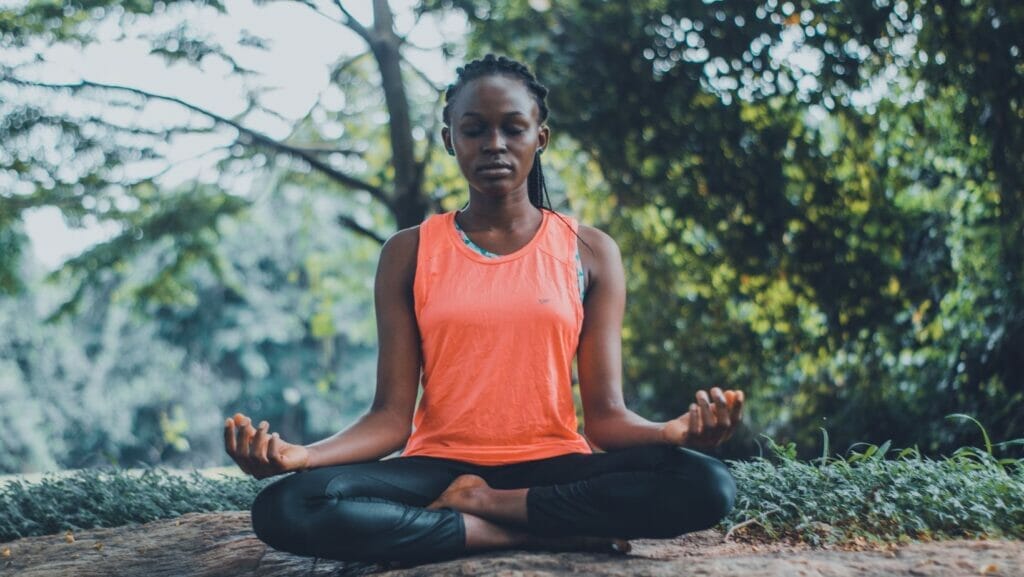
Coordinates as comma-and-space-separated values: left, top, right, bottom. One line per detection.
723, 415, 1024, 546
0, 467, 271, 542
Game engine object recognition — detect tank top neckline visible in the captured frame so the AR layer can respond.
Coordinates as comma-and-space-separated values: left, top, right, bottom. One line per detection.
446, 208, 551, 264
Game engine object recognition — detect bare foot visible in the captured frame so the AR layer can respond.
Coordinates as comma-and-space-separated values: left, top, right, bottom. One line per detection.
426, 475, 631, 556
426, 474, 490, 511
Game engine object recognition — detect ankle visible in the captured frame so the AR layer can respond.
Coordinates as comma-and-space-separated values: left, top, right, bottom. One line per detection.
456, 484, 492, 517
463, 513, 530, 550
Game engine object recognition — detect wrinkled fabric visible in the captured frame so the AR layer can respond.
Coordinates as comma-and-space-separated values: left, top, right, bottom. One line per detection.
250, 444, 736, 563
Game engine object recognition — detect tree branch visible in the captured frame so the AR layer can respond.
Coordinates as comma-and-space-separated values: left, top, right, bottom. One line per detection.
286, 0, 341, 25
5, 75, 394, 210
399, 51, 446, 93
336, 213, 386, 244
333, 0, 375, 44
281, 143, 366, 157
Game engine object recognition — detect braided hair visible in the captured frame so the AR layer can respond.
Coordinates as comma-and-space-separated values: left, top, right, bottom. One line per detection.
443, 53, 553, 211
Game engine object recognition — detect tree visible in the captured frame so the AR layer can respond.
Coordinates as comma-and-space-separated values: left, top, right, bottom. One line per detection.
1, 0, 462, 313
0, 173, 386, 473
0, 0, 471, 472
426, 0, 1023, 455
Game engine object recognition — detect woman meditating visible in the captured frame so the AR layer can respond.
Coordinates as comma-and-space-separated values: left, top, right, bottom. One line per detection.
224, 54, 744, 565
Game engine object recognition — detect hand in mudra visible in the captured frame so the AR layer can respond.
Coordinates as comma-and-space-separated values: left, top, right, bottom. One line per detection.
661, 387, 744, 450
224, 413, 310, 479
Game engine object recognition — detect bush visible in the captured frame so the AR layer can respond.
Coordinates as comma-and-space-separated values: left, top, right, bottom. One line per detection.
0, 467, 270, 541
723, 419, 1024, 545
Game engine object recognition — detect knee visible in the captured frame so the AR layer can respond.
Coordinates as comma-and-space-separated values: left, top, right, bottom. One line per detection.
250, 476, 308, 553
700, 457, 737, 524
250, 472, 395, 560
250, 480, 282, 546
660, 449, 737, 533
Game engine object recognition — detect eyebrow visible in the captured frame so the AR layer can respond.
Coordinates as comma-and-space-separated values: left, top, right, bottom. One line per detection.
460, 111, 528, 118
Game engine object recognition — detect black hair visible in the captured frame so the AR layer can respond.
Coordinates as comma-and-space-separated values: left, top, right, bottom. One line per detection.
443, 53, 594, 256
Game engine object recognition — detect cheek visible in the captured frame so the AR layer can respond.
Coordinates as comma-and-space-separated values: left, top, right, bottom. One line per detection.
455, 153, 475, 175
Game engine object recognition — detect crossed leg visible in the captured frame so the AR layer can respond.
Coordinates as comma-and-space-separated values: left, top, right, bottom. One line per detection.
249, 444, 735, 564
430, 444, 734, 547
426, 474, 632, 553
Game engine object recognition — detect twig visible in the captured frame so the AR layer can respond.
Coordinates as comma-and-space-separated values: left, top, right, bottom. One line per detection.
723, 507, 780, 542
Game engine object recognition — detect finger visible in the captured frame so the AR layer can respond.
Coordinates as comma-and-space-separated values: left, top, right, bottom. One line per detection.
225, 419, 254, 476
248, 421, 268, 478
224, 417, 237, 454
233, 413, 250, 453
730, 390, 745, 424
223, 418, 249, 475
238, 417, 255, 459
253, 421, 271, 464
725, 390, 737, 406
267, 432, 282, 466
696, 390, 716, 428
689, 403, 702, 436
711, 387, 731, 429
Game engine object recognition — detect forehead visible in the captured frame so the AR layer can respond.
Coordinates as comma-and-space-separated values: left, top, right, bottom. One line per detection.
451, 74, 539, 121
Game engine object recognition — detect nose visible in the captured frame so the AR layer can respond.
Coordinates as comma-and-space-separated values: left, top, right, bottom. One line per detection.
482, 128, 507, 153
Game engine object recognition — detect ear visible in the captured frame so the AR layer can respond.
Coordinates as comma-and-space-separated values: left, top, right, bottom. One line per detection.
441, 126, 454, 153
537, 125, 550, 152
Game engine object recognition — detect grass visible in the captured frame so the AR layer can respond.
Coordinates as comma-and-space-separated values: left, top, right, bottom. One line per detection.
723, 416, 1024, 546
0, 466, 272, 542
1, 415, 1022, 545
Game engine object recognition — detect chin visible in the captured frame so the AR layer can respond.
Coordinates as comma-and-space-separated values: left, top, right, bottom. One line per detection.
470, 180, 523, 196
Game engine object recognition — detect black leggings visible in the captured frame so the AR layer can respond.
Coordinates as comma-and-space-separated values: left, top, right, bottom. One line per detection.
250, 444, 736, 563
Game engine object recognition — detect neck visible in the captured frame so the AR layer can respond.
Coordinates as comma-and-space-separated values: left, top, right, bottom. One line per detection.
459, 189, 542, 232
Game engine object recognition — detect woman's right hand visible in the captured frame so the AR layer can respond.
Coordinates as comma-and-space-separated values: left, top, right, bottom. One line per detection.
224, 413, 311, 479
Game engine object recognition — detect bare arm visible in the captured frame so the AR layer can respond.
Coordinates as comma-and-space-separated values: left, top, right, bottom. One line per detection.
576, 225, 670, 451
303, 227, 423, 468
576, 225, 745, 452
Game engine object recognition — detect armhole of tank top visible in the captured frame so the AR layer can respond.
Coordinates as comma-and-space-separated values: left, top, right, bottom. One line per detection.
568, 215, 586, 325
412, 218, 431, 317
576, 243, 586, 303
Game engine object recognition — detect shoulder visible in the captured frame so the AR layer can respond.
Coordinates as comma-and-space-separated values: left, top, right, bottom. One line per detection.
377, 225, 421, 285
573, 221, 624, 293
381, 224, 420, 260
577, 222, 622, 264
382, 224, 420, 255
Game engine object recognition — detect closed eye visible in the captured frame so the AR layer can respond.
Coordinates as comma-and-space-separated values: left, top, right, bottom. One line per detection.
460, 126, 527, 137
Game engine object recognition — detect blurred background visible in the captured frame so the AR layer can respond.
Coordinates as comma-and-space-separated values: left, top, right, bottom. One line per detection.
0, 0, 1021, 475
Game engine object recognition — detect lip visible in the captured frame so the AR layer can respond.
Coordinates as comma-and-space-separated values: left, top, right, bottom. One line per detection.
477, 163, 513, 174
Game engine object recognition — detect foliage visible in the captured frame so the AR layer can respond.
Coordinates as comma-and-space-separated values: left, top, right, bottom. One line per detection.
1, 0, 440, 476
0, 467, 268, 542
425, 0, 1024, 456
724, 426, 1024, 545
0, 178, 380, 474
1, 0, 448, 311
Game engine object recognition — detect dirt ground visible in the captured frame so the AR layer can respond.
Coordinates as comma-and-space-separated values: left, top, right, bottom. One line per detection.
0, 511, 1021, 576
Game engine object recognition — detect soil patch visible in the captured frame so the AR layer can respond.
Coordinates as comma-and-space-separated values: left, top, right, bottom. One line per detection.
1, 511, 1020, 576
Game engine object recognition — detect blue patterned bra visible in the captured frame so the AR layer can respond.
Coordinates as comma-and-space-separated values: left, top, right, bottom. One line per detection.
453, 215, 587, 302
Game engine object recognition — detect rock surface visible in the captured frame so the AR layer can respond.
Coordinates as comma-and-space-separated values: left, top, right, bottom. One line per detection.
1, 511, 1021, 577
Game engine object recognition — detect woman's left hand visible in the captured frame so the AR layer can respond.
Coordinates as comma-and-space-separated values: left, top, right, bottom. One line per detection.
661, 387, 745, 449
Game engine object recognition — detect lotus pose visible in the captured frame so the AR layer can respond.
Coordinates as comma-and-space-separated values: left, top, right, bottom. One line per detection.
225, 54, 744, 565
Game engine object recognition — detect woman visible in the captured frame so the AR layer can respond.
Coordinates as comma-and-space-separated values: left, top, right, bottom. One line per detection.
224, 54, 744, 565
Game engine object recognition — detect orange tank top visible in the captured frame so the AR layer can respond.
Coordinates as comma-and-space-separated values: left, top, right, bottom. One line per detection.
400, 208, 593, 465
